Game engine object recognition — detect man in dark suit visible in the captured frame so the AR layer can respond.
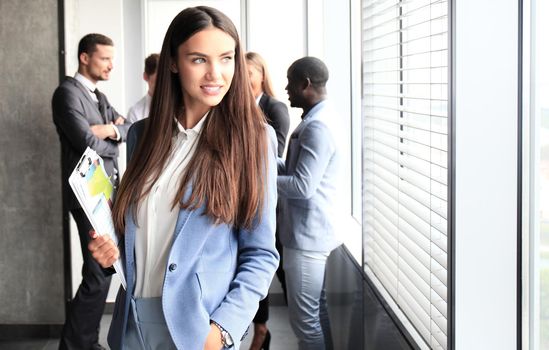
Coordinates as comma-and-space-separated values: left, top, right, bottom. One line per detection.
52, 33, 130, 350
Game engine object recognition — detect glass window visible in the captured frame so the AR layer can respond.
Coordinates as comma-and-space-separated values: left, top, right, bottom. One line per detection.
528, 0, 549, 348
362, 0, 449, 348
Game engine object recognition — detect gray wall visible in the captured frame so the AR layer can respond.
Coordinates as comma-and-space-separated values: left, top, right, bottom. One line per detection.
0, 0, 64, 324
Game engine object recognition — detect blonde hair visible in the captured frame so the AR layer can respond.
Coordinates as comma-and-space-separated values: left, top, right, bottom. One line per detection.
245, 52, 275, 97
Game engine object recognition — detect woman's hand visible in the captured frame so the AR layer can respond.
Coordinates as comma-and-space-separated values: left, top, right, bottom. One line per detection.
88, 230, 119, 268
203, 323, 224, 350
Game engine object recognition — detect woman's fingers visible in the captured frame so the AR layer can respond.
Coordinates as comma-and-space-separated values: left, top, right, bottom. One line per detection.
99, 245, 120, 268
88, 233, 110, 251
88, 232, 120, 268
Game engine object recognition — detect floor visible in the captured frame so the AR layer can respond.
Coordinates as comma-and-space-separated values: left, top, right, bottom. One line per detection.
0, 306, 298, 350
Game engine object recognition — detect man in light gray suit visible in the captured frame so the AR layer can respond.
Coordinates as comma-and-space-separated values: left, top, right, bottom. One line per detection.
278, 56, 341, 350
52, 33, 130, 350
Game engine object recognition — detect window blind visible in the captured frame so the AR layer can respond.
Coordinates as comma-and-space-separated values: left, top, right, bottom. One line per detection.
362, 0, 449, 349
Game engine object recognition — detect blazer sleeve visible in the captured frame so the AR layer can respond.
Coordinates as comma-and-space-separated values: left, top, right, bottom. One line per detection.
266, 101, 290, 157
277, 157, 286, 174
52, 86, 119, 158
126, 119, 146, 163
277, 120, 335, 199
114, 120, 131, 142
209, 126, 280, 343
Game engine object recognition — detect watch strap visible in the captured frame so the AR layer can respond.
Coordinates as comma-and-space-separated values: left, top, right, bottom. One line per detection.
210, 320, 234, 348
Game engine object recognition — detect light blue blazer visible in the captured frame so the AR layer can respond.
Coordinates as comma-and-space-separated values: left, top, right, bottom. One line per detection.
277, 100, 341, 253
107, 119, 280, 350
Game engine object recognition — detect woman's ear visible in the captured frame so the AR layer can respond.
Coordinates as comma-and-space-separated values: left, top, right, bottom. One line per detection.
170, 61, 178, 73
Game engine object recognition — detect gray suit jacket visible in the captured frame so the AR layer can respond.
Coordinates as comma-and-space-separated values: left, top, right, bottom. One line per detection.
277, 100, 341, 252
52, 76, 130, 210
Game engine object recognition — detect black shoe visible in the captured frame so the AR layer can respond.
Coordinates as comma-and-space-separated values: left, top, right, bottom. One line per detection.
91, 344, 107, 350
262, 330, 271, 350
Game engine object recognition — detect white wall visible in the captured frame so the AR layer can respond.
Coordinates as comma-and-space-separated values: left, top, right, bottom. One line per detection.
454, 0, 518, 348
64, 0, 126, 112
246, 0, 307, 140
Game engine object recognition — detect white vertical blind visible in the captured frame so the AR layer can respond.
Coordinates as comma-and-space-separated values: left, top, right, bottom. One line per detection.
362, 0, 449, 349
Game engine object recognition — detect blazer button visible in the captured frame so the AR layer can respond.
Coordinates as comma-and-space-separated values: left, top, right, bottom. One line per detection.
168, 263, 177, 272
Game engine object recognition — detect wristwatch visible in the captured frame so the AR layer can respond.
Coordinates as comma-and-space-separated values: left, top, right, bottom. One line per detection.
211, 320, 234, 348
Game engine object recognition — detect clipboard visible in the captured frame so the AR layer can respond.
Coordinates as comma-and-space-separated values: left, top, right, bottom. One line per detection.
69, 147, 127, 290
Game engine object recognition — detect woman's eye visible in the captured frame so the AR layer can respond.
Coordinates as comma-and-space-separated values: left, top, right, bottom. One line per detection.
221, 56, 233, 63
192, 57, 206, 64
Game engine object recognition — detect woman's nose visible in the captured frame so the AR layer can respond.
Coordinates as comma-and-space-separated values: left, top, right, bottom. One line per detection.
206, 62, 221, 80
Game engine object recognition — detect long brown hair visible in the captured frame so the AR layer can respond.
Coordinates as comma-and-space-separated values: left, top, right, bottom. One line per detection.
245, 51, 275, 97
113, 6, 267, 234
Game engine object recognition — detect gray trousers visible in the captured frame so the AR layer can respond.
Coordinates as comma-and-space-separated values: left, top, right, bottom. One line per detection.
283, 247, 333, 350
124, 297, 177, 350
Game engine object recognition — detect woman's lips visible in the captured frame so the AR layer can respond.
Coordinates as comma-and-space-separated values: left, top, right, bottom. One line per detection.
201, 85, 223, 95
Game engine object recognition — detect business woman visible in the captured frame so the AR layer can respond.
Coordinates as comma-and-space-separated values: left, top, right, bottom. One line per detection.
88, 6, 279, 350
245, 52, 290, 350
245, 52, 290, 158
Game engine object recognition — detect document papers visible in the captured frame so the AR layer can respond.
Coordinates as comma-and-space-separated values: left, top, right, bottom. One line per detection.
69, 147, 127, 289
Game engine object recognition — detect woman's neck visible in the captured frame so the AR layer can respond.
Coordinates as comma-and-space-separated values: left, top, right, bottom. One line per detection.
179, 105, 209, 129
254, 90, 264, 99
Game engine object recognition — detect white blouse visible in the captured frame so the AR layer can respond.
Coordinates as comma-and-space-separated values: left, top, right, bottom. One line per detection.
134, 113, 207, 298
126, 94, 151, 124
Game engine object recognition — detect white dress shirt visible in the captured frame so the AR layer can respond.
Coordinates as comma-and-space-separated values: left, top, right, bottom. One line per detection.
126, 94, 151, 123
134, 113, 208, 298
75, 72, 99, 102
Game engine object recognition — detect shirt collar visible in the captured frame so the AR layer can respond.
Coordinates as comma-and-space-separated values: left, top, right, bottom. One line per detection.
302, 99, 327, 120
74, 72, 97, 92
174, 110, 209, 136
255, 93, 263, 105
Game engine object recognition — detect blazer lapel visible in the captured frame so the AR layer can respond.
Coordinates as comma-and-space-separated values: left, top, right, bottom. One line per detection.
285, 111, 321, 171
259, 94, 268, 111
68, 77, 104, 121
173, 185, 195, 238
124, 211, 137, 294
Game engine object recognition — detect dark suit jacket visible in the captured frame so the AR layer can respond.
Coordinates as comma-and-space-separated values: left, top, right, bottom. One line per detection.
52, 76, 130, 210
259, 94, 290, 157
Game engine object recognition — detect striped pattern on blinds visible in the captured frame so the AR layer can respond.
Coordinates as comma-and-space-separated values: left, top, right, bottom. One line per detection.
362, 0, 449, 349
